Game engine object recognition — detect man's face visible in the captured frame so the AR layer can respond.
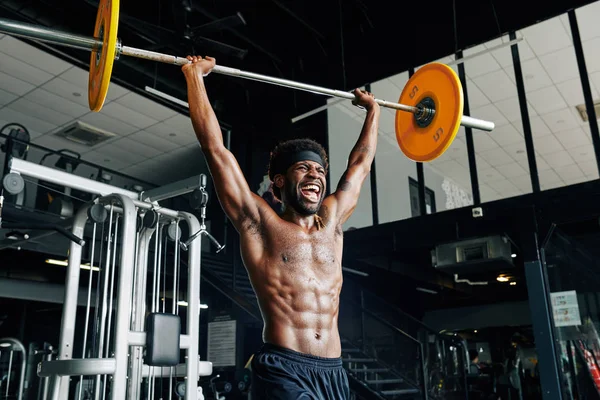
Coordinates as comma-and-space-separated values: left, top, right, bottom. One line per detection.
280, 160, 326, 215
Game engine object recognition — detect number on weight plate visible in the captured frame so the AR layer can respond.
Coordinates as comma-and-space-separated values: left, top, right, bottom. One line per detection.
433, 127, 443, 142
409, 85, 418, 99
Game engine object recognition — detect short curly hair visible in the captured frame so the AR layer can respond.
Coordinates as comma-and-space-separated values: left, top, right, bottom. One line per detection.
267, 138, 329, 201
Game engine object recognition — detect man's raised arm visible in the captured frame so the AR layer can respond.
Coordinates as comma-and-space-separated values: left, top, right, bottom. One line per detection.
182, 56, 263, 231
322, 89, 380, 224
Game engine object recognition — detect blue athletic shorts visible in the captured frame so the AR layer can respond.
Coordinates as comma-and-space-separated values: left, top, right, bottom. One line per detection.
251, 343, 350, 399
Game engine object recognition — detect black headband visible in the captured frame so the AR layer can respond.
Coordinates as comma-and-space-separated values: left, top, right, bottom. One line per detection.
271, 150, 325, 179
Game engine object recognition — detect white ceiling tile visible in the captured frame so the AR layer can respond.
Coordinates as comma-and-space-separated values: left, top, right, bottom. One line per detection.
334, 103, 356, 120
0, 71, 36, 96
489, 123, 524, 147
489, 178, 520, 192
58, 67, 90, 89
41, 78, 90, 109
472, 70, 516, 102
127, 130, 182, 153
99, 137, 163, 159
534, 134, 565, 155
478, 183, 499, 199
495, 96, 537, 123
478, 147, 514, 166
465, 154, 491, 171
516, 156, 549, 173
121, 163, 161, 185
542, 150, 576, 169
495, 162, 527, 178
0, 88, 17, 106
115, 92, 179, 121
0, 107, 55, 137
513, 116, 553, 138
587, 169, 600, 180
538, 168, 563, 184
33, 132, 96, 155
454, 152, 483, 170
24, 89, 89, 119
541, 180, 566, 190
578, 159, 599, 176
540, 108, 581, 133
377, 109, 395, 135
428, 159, 470, 182
567, 145, 597, 162
556, 163, 585, 181
471, 130, 498, 153
478, 167, 505, 182
539, 47, 580, 84
559, 14, 573, 42
470, 104, 509, 127
591, 72, 600, 97
150, 115, 198, 146
79, 112, 138, 136
575, 2, 600, 41
58, 67, 128, 102
582, 37, 600, 73
465, 79, 491, 109
386, 71, 409, 93
520, 58, 554, 92
371, 79, 404, 105
340, 102, 364, 117
446, 137, 467, 159
145, 122, 197, 147
564, 176, 591, 185
521, 16, 572, 56
489, 35, 536, 67
526, 86, 568, 115
463, 44, 502, 78
502, 142, 529, 161
556, 78, 599, 107
554, 127, 592, 149
83, 150, 132, 171
100, 102, 159, 129
0, 53, 54, 86
512, 174, 533, 192
94, 142, 147, 165
9, 98, 73, 127
0, 36, 72, 75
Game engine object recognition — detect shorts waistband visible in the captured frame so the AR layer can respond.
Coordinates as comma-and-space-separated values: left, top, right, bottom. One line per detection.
260, 343, 343, 368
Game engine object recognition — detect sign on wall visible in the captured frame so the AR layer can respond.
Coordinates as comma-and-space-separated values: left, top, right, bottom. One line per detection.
550, 290, 582, 327
207, 316, 237, 367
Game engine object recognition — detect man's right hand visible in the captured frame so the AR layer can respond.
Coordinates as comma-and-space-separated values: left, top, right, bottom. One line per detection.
182, 55, 216, 78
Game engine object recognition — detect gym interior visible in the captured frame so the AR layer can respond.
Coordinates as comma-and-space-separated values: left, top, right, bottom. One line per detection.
0, 0, 599, 399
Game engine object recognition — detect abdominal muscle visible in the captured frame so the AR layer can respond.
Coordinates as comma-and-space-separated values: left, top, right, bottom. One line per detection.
258, 273, 342, 358
242, 242, 344, 358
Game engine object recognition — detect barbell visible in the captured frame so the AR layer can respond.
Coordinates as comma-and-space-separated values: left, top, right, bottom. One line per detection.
0, 0, 495, 162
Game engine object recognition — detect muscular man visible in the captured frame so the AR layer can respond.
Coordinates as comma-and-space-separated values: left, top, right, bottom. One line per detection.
182, 55, 380, 399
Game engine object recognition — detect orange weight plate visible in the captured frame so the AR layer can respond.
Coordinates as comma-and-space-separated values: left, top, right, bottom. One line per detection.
88, 0, 119, 112
395, 63, 463, 162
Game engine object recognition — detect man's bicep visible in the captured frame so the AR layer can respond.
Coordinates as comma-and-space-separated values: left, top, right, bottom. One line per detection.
331, 165, 369, 221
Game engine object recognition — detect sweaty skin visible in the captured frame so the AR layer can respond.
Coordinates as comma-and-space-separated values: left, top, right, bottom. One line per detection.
183, 55, 380, 358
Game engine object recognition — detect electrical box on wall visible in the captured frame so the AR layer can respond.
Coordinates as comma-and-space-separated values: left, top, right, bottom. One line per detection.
431, 235, 514, 275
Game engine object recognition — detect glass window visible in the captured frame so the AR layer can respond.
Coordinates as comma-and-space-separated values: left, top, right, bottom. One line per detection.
520, 12, 598, 189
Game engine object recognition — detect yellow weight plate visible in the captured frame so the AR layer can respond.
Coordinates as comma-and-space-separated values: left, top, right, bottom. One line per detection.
395, 63, 463, 162
88, 0, 119, 112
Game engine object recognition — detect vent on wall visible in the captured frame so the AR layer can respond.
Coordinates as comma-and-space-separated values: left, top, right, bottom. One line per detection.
576, 100, 600, 122
53, 121, 116, 146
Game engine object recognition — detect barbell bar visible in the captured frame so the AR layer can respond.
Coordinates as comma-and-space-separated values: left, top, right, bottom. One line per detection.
0, 15, 493, 129
0, 0, 496, 162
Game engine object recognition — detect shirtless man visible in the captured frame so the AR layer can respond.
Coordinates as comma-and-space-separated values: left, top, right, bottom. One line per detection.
182, 55, 380, 399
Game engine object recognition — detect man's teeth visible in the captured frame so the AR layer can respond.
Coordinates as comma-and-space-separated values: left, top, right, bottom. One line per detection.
302, 184, 320, 192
